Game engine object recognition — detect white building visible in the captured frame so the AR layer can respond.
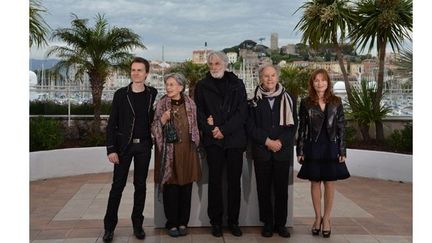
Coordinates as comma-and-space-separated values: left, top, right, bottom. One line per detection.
227, 52, 238, 63
281, 44, 296, 55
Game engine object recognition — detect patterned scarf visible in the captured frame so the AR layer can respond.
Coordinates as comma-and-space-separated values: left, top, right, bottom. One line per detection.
252, 83, 294, 126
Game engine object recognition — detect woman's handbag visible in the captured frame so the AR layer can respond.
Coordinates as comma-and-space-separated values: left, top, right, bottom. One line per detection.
164, 118, 178, 143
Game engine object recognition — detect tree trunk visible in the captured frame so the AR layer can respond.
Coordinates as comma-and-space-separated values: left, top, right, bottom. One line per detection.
89, 72, 105, 134
91, 85, 103, 133
375, 120, 384, 141
333, 35, 354, 105
374, 38, 387, 141
359, 122, 370, 142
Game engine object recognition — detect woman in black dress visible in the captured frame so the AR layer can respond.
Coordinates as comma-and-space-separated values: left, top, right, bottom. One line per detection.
296, 69, 350, 238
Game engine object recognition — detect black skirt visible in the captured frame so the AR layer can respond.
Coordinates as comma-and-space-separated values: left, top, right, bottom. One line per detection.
297, 142, 350, 181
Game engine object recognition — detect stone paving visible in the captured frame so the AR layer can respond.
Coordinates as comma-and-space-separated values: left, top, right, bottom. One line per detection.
30, 171, 412, 243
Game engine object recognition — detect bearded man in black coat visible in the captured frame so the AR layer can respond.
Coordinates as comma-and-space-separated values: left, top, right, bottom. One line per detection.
194, 51, 248, 237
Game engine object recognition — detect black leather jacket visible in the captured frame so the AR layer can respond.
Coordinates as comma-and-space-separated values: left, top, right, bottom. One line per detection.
296, 97, 346, 157
106, 83, 158, 155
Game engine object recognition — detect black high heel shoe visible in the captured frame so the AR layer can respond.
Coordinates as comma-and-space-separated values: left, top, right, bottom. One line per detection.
322, 218, 331, 238
311, 217, 322, 236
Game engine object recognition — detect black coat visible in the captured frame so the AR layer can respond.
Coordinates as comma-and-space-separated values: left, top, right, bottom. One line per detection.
106, 83, 158, 155
296, 96, 346, 157
247, 92, 298, 162
194, 71, 248, 149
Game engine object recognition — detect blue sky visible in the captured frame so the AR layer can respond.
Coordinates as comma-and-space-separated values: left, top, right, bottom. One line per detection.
30, 0, 306, 61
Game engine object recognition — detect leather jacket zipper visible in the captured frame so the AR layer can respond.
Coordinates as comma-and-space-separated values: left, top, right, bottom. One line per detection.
126, 93, 135, 146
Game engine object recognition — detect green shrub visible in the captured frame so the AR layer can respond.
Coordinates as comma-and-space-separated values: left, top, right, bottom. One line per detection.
344, 125, 357, 146
30, 101, 112, 115
30, 101, 67, 115
80, 131, 106, 147
30, 116, 65, 151
386, 122, 412, 153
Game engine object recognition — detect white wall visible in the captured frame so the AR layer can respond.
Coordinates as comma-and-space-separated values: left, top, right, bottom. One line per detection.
29, 147, 155, 181
30, 147, 412, 182
294, 148, 412, 182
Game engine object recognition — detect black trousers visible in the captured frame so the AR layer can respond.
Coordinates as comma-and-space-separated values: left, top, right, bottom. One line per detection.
254, 158, 290, 227
104, 143, 151, 231
205, 145, 243, 226
163, 183, 193, 229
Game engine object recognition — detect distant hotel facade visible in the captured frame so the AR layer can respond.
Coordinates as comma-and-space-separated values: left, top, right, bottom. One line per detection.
227, 52, 238, 63
192, 50, 212, 64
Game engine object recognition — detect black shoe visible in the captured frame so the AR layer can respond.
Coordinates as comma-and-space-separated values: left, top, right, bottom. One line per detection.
322, 229, 331, 238
102, 230, 114, 242
211, 225, 223, 237
261, 224, 273, 237
178, 225, 188, 236
276, 226, 291, 238
133, 227, 146, 240
322, 218, 331, 238
167, 227, 180, 237
229, 224, 242, 237
311, 217, 322, 236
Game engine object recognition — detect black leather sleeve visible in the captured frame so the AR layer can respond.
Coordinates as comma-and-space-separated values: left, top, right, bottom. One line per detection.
337, 102, 346, 157
106, 90, 120, 155
148, 88, 158, 125
296, 98, 308, 156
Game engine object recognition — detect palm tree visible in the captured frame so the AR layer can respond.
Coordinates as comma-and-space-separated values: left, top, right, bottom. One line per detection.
47, 13, 145, 132
346, 80, 391, 141
351, 0, 412, 141
168, 61, 208, 98
279, 66, 311, 100
294, 0, 357, 103
29, 0, 50, 48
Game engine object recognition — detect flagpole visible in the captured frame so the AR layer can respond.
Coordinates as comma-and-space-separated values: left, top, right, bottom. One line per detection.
204, 41, 208, 61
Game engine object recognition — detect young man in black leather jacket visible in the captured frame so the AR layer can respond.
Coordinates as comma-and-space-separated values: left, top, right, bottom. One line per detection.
103, 57, 157, 242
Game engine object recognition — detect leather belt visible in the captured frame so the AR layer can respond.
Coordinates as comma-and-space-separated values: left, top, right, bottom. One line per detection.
132, 138, 142, 144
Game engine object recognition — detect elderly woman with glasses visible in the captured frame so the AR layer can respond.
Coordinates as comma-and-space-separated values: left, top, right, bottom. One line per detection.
151, 73, 201, 237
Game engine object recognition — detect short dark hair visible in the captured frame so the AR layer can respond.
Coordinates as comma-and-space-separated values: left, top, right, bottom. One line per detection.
131, 57, 150, 73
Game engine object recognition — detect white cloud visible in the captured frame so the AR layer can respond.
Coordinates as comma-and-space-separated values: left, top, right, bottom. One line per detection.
31, 0, 307, 61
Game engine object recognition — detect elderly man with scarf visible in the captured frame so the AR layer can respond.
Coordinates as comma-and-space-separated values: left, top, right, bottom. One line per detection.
247, 64, 297, 238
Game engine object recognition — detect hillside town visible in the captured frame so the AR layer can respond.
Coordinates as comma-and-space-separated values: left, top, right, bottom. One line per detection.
30, 32, 412, 117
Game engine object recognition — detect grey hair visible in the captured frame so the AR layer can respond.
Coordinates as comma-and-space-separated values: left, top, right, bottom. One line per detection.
258, 64, 280, 79
207, 51, 229, 68
164, 73, 188, 92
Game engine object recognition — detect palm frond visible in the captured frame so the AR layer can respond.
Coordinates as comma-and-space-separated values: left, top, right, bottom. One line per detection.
29, 0, 51, 47
346, 80, 391, 124
350, 0, 412, 53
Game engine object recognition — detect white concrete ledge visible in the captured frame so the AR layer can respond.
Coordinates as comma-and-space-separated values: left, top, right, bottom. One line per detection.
30, 147, 411, 182
29, 147, 155, 181
294, 148, 412, 182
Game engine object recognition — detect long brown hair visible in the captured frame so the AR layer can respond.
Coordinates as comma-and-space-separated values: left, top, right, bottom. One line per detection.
307, 69, 340, 104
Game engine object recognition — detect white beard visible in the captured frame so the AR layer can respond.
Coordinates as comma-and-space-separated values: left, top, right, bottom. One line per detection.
210, 70, 224, 79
